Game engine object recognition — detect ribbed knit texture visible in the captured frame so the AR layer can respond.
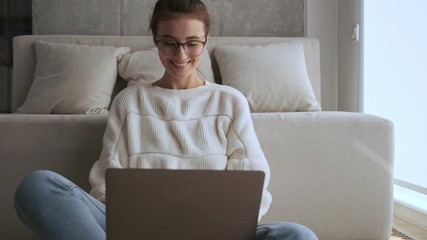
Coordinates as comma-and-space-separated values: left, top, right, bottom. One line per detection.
89, 81, 272, 220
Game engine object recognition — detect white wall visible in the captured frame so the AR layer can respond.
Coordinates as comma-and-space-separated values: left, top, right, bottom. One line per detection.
307, 0, 362, 112
306, 0, 338, 111
337, 0, 362, 112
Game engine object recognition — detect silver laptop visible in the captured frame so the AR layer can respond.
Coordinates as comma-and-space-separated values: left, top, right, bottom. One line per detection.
106, 169, 265, 240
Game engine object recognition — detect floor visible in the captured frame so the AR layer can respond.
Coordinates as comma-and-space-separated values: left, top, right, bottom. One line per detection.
393, 216, 427, 239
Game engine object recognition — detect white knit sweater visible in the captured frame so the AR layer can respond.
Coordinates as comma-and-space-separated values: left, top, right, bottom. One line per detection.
89, 81, 272, 219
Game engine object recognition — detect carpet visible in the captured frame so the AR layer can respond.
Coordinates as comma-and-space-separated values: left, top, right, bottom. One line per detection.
391, 228, 414, 240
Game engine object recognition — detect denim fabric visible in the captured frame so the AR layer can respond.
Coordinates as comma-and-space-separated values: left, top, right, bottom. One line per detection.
15, 170, 317, 240
256, 222, 318, 240
15, 170, 106, 240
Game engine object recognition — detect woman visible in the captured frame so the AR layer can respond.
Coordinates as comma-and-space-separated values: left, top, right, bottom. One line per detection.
15, 0, 318, 239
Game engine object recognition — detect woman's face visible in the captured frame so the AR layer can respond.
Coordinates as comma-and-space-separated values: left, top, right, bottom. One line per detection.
155, 17, 206, 85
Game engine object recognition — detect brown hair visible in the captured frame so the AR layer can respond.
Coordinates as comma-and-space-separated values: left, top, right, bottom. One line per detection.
150, 0, 211, 36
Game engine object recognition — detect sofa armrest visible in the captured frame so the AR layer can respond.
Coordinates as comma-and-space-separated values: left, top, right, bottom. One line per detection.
0, 114, 107, 239
252, 111, 394, 240
0, 113, 107, 188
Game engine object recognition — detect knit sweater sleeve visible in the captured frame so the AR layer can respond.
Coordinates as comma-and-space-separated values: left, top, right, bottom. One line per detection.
89, 91, 131, 202
225, 92, 272, 220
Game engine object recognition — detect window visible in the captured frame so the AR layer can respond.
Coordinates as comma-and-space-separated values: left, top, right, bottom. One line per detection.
363, 0, 427, 225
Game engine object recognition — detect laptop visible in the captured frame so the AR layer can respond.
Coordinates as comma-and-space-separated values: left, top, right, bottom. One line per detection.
106, 169, 265, 240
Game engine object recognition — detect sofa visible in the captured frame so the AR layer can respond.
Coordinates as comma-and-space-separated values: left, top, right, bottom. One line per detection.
0, 35, 394, 239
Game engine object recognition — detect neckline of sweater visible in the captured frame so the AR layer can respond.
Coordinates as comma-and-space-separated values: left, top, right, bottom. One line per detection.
147, 80, 214, 98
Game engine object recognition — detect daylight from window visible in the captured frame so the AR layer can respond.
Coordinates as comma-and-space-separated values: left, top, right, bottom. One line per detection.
363, 0, 427, 211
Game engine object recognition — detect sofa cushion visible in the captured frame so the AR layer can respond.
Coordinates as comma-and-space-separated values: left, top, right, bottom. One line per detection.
118, 48, 215, 87
214, 42, 321, 112
16, 41, 130, 114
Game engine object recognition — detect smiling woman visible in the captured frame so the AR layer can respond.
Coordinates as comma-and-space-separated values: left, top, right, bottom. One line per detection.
147, 0, 211, 90
152, 16, 207, 89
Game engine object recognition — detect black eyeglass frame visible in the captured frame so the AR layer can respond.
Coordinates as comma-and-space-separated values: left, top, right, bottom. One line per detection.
154, 37, 207, 57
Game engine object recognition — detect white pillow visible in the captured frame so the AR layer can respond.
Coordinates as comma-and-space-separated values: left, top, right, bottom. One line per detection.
118, 48, 215, 87
214, 42, 321, 112
16, 41, 130, 114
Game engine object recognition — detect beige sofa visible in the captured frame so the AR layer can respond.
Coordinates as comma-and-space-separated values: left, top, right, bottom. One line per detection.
0, 35, 394, 239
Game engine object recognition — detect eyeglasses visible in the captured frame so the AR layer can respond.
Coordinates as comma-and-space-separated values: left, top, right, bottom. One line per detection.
155, 39, 207, 57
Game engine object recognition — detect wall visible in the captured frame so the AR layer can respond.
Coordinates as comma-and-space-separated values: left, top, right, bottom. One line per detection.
307, 0, 362, 111
0, 66, 10, 112
33, 0, 305, 37
337, 0, 361, 112
0, 1, 8, 113
0, 0, 32, 113
306, 0, 337, 111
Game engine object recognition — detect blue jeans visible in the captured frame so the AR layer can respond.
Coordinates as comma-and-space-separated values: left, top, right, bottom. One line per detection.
15, 170, 318, 240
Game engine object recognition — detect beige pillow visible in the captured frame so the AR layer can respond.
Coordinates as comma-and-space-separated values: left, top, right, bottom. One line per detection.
214, 42, 321, 112
16, 41, 130, 114
118, 48, 215, 87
